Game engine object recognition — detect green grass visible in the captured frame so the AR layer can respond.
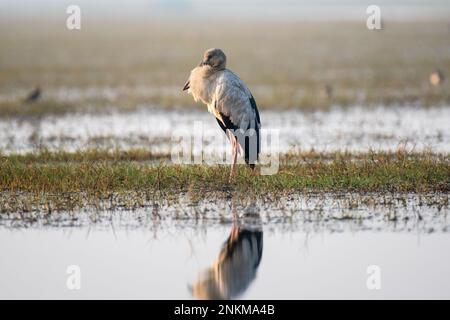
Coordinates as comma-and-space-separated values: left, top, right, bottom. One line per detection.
0, 149, 450, 214
2, 148, 447, 165
1, 149, 171, 164
0, 150, 448, 212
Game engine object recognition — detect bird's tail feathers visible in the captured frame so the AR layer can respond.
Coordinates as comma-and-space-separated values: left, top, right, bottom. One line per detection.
236, 127, 260, 169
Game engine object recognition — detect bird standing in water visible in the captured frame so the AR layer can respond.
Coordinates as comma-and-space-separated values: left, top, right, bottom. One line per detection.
183, 48, 261, 182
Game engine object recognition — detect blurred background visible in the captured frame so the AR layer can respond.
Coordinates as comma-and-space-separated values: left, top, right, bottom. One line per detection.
1, 0, 449, 112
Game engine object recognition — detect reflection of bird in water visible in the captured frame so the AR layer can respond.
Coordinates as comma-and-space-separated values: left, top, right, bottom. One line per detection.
429, 70, 444, 86
24, 86, 42, 103
191, 217, 263, 300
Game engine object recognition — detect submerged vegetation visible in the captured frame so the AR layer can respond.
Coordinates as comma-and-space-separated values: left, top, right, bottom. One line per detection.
0, 149, 448, 213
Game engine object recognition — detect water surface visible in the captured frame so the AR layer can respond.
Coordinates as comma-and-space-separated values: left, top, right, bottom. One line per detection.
1, 194, 449, 299
1, 106, 449, 154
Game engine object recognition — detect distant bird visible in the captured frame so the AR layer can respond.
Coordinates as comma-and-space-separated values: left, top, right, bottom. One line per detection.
183, 48, 261, 181
319, 83, 333, 100
429, 69, 444, 86
191, 222, 263, 299
24, 86, 42, 103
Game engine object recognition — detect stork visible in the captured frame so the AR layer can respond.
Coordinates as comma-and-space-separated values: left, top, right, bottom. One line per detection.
183, 48, 261, 182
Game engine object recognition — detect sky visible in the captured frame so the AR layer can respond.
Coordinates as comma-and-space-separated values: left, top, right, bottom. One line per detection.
0, 0, 449, 21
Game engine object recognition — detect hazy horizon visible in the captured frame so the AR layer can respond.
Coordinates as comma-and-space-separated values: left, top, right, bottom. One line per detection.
1, 0, 450, 21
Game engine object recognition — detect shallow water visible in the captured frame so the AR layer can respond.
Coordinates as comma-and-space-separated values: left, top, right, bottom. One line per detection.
1, 106, 449, 154
1, 194, 449, 299
1, 222, 449, 299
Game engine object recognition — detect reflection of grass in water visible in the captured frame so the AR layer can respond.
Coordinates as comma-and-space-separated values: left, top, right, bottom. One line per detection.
2, 192, 448, 231
0, 149, 448, 212
0, 20, 449, 116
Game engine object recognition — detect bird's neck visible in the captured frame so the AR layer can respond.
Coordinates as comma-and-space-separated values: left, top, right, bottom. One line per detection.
201, 66, 225, 77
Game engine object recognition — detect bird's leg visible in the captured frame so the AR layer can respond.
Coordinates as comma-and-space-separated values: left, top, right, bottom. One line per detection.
231, 197, 238, 225
230, 223, 239, 241
230, 197, 239, 240
228, 134, 238, 182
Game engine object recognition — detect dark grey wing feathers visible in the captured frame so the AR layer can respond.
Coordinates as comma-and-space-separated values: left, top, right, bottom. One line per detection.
214, 81, 261, 167
249, 95, 261, 127
216, 117, 227, 133
218, 112, 238, 130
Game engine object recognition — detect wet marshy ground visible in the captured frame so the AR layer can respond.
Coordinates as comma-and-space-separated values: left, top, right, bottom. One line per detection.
1, 193, 449, 232
0, 192, 449, 299
1, 106, 449, 154
0, 106, 448, 299
0, 193, 449, 299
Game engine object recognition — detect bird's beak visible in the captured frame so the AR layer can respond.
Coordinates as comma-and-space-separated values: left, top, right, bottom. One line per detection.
182, 80, 190, 91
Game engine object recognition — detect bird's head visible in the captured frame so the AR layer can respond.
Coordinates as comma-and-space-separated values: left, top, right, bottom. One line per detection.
200, 48, 226, 70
